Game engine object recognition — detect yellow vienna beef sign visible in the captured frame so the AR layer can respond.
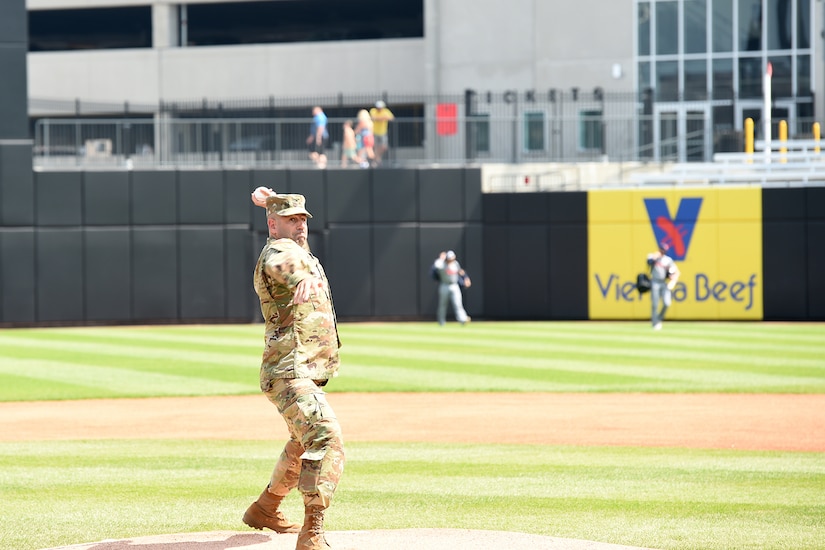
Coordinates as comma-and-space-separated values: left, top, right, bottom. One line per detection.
588, 187, 763, 320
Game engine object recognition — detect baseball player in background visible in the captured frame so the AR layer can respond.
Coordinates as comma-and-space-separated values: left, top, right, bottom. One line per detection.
243, 187, 344, 550
432, 250, 471, 326
646, 241, 680, 330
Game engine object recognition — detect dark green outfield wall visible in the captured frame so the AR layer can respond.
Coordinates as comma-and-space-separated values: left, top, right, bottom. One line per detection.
1, 166, 822, 325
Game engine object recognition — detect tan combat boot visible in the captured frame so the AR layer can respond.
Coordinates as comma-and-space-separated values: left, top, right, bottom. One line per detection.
296, 505, 331, 550
242, 486, 301, 533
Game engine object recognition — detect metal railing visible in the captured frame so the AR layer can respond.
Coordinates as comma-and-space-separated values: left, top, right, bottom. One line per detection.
31, 113, 818, 170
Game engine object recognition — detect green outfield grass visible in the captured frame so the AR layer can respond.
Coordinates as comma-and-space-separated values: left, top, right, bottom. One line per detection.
1, 321, 824, 550
1, 321, 824, 400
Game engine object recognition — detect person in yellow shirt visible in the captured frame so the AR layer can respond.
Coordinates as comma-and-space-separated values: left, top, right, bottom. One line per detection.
369, 100, 395, 166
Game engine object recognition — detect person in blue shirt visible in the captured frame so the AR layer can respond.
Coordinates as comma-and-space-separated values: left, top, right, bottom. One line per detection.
307, 106, 329, 168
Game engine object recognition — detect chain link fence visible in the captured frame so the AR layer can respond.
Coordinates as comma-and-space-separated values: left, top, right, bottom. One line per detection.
30, 90, 814, 169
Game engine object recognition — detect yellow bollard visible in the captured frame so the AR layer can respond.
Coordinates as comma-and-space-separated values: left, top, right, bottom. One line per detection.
744, 117, 754, 163
779, 120, 788, 163
814, 122, 821, 154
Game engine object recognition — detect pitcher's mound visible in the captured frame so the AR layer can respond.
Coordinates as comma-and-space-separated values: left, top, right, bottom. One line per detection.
47, 529, 657, 550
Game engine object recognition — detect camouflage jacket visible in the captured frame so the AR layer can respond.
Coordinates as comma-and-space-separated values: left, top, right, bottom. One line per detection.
253, 237, 340, 391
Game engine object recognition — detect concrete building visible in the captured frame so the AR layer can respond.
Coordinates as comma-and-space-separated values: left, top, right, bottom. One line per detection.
24, 0, 825, 163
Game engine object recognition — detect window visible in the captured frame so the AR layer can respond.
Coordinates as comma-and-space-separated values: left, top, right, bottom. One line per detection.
769, 55, 793, 98
712, 0, 734, 52
684, 59, 708, 100
797, 55, 811, 96
684, 0, 707, 54
712, 58, 734, 99
767, 0, 793, 50
524, 112, 545, 152
797, 0, 810, 48
29, 6, 152, 51
579, 110, 604, 151
738, 57, 762, 98
470, 114, 490, 154
739, 0, 762, 51
655, 60, 679, 101
638, 2, 651, 55
655, 1, 678, 55
186, 0, 424, 46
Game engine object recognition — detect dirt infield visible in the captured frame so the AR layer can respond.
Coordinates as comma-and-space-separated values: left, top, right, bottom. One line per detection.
5, 392, 822, 550
2, 392, 823, 451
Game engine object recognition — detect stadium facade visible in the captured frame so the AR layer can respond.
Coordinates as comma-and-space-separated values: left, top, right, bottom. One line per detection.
25, 0, 825, 163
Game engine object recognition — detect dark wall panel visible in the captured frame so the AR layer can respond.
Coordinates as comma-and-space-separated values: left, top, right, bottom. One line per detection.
0, 144, 34, 225
418, 168, 466, 222
507, 225, 549, 318
251, 170, 288, 233
548, 223, 589, 319
463, 167, 483, 222
373, 225, 418, 316
0, 46, 28, 139
373, 169, 417, 222
289, 170, 326, 228
482, 194, 509, 224
179, 170, 224, 224
327, 225, 372, 317
807, 187, 825, 220
179, 228, 226, 319
326, 170, 371, 223
35, 171, 82, 226
84, 228, 131, 321
0, 229, 35, 323
507, 193, 549, 223
132, 228, 178, 319
549, 191, 588, 223
807, 221, 825, 319
762, 221, 807, 319
84, 171, 130, 225
225, 228, 254, 320
763, 187, 806, 220
462, 223, 484, 317
481, 225, 509, 318
36, 229, 83, 322
253, 169, 289, 194
549, 192, 588, 319
131, 170, 177, 224
224, 170, 253, 225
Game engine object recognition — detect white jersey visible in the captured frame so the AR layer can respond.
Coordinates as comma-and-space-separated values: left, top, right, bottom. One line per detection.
647, 253, 676, 283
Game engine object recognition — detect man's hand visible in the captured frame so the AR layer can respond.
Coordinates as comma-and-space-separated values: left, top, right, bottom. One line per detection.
667, 280, 676, 291
295, 277, 324, 304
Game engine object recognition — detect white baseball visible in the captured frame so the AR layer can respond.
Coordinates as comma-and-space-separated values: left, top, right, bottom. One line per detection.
251, 187, 276, 207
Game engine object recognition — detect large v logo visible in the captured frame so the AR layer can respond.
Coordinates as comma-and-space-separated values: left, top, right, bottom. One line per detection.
643, 198, 703, 261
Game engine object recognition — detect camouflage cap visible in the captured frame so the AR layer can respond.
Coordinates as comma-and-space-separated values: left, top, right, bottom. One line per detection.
265, 193, 313, 218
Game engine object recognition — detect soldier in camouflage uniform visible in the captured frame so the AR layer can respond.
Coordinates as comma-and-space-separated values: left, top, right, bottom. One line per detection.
243, 191, 344, 550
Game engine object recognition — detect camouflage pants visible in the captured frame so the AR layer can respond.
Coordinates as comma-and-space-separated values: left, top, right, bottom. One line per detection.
265, 378, 345, 509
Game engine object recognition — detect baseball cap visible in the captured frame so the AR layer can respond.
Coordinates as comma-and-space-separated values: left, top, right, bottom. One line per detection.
446, 250, 456, 260
265, 193, 313, 218
375, 100, 386, 109
659, 241, 670, 252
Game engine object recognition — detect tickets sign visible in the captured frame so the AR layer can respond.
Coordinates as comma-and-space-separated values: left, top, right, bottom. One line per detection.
588, 187, 763, 320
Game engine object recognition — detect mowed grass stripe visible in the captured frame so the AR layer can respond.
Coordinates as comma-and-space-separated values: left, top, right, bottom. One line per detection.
0, 330, 257, 357
341, 330, 825, 371
0, 334, 257, 368
0, 358, 252, 396
337, 353, 819, 392
0, 322, 823, 400
348, 321, 825, 349
1, 440, 823, 550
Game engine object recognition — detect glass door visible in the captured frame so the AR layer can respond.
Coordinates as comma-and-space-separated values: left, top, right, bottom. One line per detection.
653, 104, 710, 162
